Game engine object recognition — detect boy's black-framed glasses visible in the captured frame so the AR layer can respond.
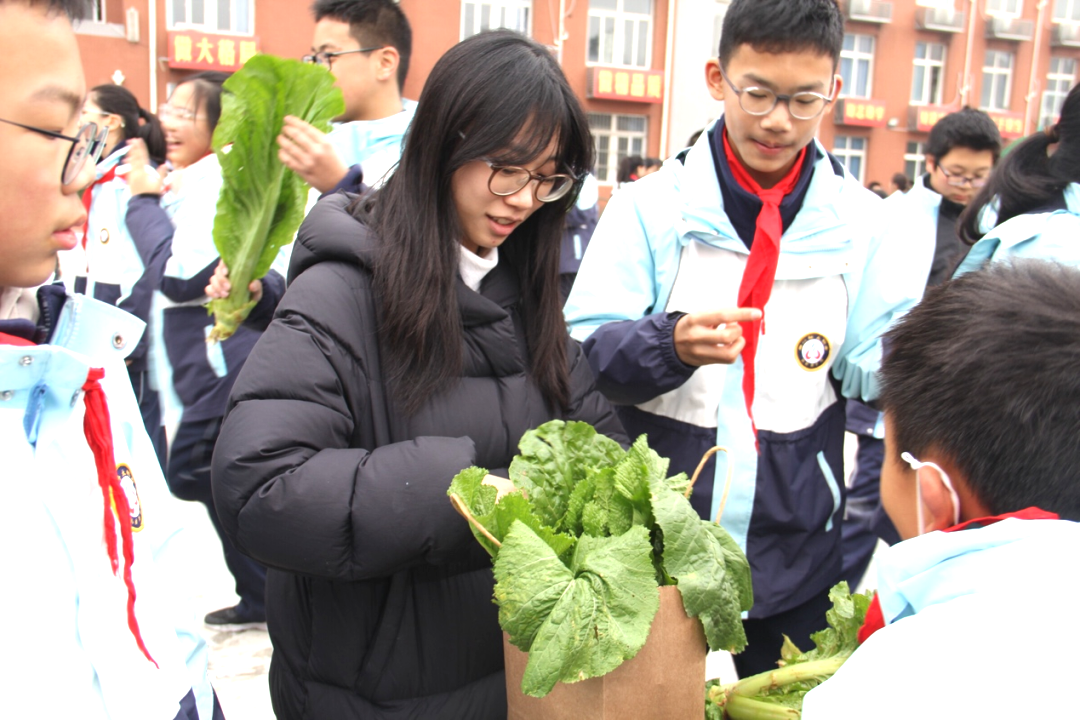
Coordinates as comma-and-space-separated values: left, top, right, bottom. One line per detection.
484, 161, 576, 203
937, 164, 989, 189
302, 47, 384, 69
0, 118, 109, 185
718, 67, 836, 121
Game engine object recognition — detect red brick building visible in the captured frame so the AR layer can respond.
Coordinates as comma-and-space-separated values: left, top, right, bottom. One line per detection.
74, 0, 1080, 196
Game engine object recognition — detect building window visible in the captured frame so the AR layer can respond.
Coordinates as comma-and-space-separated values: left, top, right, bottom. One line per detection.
980, 50, 1013, 111
588, 0, 652, 68
986, 0, 1022, 15
911, 42, 946, 106
1041, 57, 1077, 129
839, 34, 874, 99
588, 112, 647, 184
1053, 0, 1080, 22
90, 0, 105, 22
170, 0, 252, 34
462, 1, 531, 39
833, 136, 866, 183
903, 141, 926, 181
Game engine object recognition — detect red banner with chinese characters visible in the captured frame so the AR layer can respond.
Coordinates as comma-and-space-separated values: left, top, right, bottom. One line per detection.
834, 98, 887, 127
167, 30, 260, 72
987, 110, 1025, 139
909, 104, 953, 132
587, 67, 664, 104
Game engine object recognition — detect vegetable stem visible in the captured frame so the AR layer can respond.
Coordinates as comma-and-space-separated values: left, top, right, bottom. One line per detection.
723, 694, 801, 720
731, 656, 846, 697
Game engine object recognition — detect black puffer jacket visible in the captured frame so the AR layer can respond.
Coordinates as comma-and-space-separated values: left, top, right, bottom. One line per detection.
211, 194, 626, 720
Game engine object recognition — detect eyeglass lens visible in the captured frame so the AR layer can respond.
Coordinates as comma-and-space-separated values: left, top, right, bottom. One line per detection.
489, 167, 573, 202
941, 166, 986, 188
62, 123, 96, 185
738, 88, 827, 120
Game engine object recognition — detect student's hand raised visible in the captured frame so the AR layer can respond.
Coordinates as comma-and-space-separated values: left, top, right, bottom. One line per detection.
124, 139, 166, 196
277, 115, 349, 194
673, 307, 762, 366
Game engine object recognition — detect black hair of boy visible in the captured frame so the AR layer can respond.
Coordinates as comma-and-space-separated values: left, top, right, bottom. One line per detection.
925, 107, 1003, 163
891, 172, 910, 192
312, 0, 412, 89
879, 260, 1080, 521
0, 0, 87, 18
960, 84, 1080, 243
718, 0, 843, 69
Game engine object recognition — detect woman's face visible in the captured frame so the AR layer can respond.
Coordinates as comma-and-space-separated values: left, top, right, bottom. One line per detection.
162, 82, 213, 168
451, 137, 559, 257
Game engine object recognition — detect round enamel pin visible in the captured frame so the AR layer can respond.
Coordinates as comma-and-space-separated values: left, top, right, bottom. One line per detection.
796, 333, 830, 371
116, 464, 144, 531
99, 228, 110, 245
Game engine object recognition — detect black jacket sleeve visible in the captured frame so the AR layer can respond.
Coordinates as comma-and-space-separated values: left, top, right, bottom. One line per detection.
211, 261, 479, 582
564, 338, 630, 447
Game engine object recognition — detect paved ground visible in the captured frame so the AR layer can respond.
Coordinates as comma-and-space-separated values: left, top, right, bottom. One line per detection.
175, 433, 869, 718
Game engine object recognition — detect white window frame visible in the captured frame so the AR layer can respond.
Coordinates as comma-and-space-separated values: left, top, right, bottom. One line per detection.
980, 50, 1014, 111
911, 41, 946, 106
461, 1, 532, 40
833, 135, 867, 184
588, 112, 648, 185
90, 0, 105, 22
1053, 0, 1080, 22
587, 0, 653, 69
903, 141, 927, 181
168, 0, 254, 35
839, 34, 875, 99
1041, 57, 1077, 129
986, 0, 1023, 16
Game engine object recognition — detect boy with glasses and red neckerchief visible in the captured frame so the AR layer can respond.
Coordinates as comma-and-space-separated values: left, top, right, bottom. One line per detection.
802, 260, 1080, 719
564, 0, 927, 676
0, 1, 220, 717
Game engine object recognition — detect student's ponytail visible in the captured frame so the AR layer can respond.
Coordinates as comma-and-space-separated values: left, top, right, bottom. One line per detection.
960, 82, 1080, 243
135, 107, 167, 166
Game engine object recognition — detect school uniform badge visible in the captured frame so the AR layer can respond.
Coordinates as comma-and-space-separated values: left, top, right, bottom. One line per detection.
796, 333, 830, 370
99, 228, 110, 245
116, 464, 144, 531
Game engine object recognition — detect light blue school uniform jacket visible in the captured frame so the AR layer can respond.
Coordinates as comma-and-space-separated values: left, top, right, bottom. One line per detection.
327, 99, 417, 188
0, 290, 215, 719
563, 124, 925, 616
954, 182, 1080, 274
802, 517, 1080, 718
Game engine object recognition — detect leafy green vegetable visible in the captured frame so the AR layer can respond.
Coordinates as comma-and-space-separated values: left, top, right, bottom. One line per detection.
208, 55, 344, 341
705, 582, 873, 719
495, 522, 659, 697
448, 420, 755, 698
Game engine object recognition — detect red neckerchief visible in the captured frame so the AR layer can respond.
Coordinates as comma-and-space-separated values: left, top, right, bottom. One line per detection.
857, 506, 1060, 644
721, 130, 806, 440
81, 165, 119, 249
0, 331, 36, 347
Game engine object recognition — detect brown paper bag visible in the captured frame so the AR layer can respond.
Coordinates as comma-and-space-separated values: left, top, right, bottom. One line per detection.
504, 585, 707, 720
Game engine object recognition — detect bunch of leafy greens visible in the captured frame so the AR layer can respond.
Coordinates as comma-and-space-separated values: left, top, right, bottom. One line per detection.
705, 582, 872, 720
207, 55, 343, 341
447, 420, 753, 698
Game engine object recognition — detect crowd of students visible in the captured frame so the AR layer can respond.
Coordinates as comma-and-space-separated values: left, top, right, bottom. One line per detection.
3, 0, 1079, 718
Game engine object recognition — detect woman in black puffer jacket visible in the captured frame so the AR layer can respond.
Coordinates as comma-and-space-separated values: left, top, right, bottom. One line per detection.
211, 30, 626, 720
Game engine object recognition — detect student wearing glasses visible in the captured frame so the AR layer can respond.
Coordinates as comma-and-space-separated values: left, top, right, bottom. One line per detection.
56, 84, 171, 463
955, 82, 1080, 274
276, 0, 415, 195
564, 0, 925, 676
839, 107, 1002, 598
125, 71, 287, 634
1, 1, 220, 717
210, 30, 625, 719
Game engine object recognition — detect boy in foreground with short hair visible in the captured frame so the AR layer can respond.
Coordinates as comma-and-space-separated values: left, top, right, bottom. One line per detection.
0, 0, 218, 716
802, 260, 1080, 718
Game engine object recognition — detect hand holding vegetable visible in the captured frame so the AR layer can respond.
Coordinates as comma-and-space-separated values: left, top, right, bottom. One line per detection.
205, 260, 262, 305
277, 115, 350, 194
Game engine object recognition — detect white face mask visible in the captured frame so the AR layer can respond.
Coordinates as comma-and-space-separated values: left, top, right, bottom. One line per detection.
901, 452, 961, 534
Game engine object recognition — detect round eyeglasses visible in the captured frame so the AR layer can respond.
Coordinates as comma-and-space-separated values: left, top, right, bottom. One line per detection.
938, 165, 988, 189
158, 104, 199, 122
0, 118, 108, 185
718, 67, 836, 121
302, 47, 383, 69
485, 161, 576, 203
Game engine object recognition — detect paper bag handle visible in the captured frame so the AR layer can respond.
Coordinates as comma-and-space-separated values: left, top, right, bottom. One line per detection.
449, 492, 502, 549
686, 446, 734, 524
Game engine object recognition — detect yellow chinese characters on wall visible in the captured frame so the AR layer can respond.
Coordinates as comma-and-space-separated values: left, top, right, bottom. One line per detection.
168, 31, 261, 72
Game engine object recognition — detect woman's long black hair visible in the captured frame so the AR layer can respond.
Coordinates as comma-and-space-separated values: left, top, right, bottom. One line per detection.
361, 29, 594, 416
960, 82, 1080, 243
90, 84, 167, 165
